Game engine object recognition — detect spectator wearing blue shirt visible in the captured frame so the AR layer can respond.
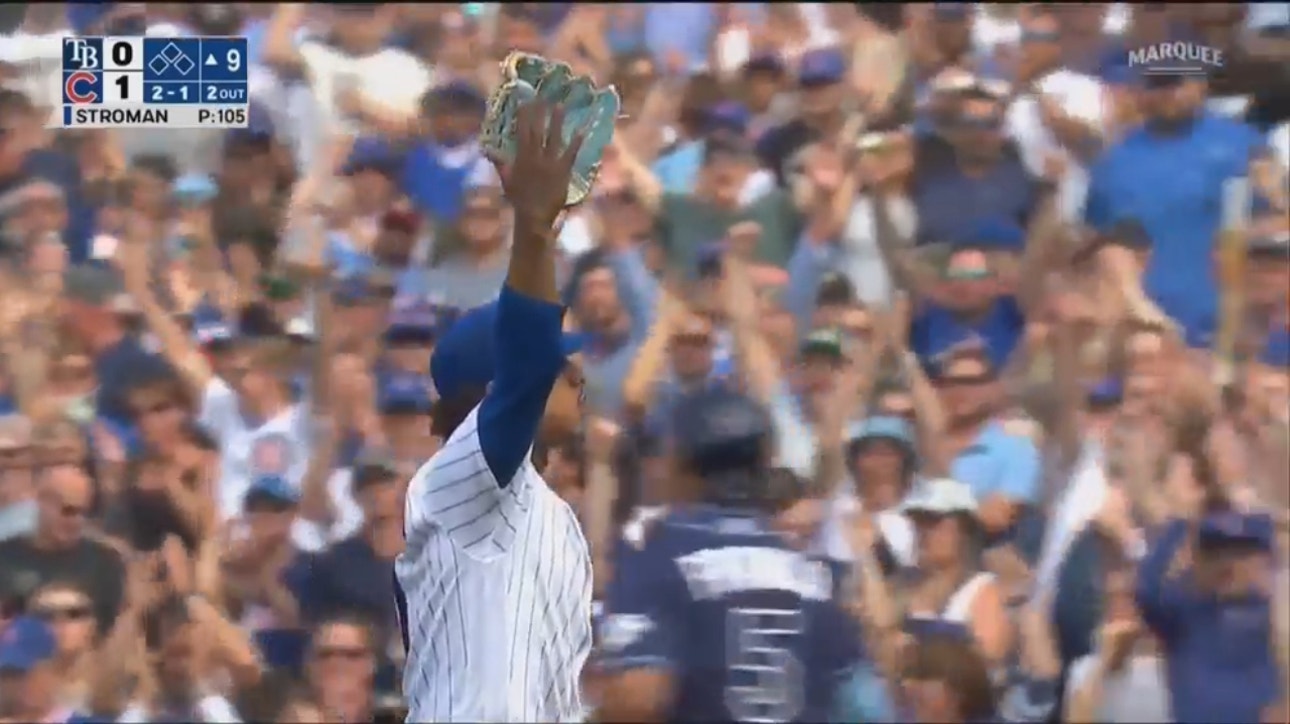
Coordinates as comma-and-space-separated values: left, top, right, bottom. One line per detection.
907, 245, 1028, 371
1136, 510, 1281, 723
913, 87, 1043, 249
933, 344, 1042, 545
400, 82, 493, 226
292, 448, 402, 665
757, 48, 850, 187
1085, 71, 1266, 347
0, 615, 95, 722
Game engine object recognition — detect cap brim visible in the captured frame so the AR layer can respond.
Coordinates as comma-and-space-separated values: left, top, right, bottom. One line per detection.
243, 491, 298, 511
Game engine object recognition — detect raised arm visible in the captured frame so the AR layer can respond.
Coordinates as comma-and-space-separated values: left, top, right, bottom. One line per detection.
404, 102, 586, 555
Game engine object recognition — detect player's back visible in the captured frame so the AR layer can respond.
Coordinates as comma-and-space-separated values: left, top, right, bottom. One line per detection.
602, 505, 863, 723
395, 408, 593, 722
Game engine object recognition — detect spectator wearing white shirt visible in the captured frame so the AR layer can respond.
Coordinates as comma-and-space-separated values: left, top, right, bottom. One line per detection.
816, 416, 919, 568
259, 4, 432, 169
1005, 8, 1108, 222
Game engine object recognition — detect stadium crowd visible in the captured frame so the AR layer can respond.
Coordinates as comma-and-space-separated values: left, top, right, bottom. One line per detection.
0, 2, 1289, 722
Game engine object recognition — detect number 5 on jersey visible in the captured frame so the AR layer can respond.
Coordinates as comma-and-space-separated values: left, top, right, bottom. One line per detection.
725, 607, 805, 724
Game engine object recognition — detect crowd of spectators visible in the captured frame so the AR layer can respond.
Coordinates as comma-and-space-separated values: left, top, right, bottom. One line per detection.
0, 2, 1288, 722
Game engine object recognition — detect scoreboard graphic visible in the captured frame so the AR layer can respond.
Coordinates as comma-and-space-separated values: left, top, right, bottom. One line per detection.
59, 36, 249, 129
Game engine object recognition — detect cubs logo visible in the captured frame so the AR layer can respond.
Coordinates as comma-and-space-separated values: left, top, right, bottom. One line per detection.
249, 433, 294, 476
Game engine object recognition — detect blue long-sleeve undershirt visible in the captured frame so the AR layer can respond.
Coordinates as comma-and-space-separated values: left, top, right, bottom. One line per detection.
477, 286, 568, 487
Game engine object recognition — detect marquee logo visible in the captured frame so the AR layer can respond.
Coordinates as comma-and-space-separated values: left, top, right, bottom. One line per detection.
1127, 41, 1224, 77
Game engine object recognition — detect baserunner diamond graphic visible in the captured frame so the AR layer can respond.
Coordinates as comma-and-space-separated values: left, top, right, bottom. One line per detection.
148, 55, 171, 75
161, 43, 185, 62
173, 55, 195, 76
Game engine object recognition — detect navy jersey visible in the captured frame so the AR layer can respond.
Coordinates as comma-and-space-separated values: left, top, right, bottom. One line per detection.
599, 505, 865, 723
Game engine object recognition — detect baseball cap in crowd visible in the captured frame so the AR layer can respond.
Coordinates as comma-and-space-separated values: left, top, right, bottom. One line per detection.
1086, 377, 1124, 408
846, 415, 916, 450
901, 477, 978, 516
960, 218, 1025, 253
815, 271, 857, 307
799, 328, 845, 361
225, 102, 275, 152
421, 80, 487, 118
378, 374, 435, 416
171, 173, 218, 206
385, 302, 440, 346
742, 53, 786, 77
352, 446, 401, 491
798, 48, 846, 88
62, 265, 126, 310
243, 475, 299, 513
1197, 510, 1275, 552
430, 300, 585, 401
344, 138, 403, 178
0, 615, 56, 673
706, 100, 751, 136
333, 274, 396, 306
193, 317, 235, 349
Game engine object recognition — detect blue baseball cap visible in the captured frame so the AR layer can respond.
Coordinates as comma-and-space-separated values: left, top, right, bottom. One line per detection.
1197, 511, 1274, 551
344, 138, 403, 177
707, 101, 751, 135
1086, 377, 1124, 406
430, 299, 585, 401
798, 48, 846, 87
846, 415, 916, 448
378, 373, 435, 415
423, 80, 487, 115
385, 302, 440, 345
244, 475, 299, 510
742, 53, 786, 76
0, 616, 56, 673
171, 173, 218, 205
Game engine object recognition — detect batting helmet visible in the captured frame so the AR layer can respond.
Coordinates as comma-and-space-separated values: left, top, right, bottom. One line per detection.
671, 387, 774, 505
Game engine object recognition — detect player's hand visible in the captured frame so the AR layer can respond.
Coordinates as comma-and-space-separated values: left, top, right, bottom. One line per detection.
487, 100, 588, 233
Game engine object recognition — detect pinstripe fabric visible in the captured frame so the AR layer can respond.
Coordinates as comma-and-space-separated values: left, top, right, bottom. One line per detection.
397, 407, 593, 722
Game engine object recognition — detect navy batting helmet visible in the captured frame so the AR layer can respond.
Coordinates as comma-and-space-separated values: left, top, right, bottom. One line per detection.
671, 387, 774, 505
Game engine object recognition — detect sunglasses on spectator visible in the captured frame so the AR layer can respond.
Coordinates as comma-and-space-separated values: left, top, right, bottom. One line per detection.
957, 115, 1001, 131
0, 448, 33, 470
841, 322, 873, 340
944, 267, 992, 281
314, 645, 369, 661
937, 373, 995, 387
1020, 30, 1061, 44
461, 204, 501, 220
34, 602, 92, 623
57, 502, 89, 518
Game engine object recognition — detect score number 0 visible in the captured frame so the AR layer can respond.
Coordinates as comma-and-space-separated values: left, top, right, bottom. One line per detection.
107, 47, 242, 102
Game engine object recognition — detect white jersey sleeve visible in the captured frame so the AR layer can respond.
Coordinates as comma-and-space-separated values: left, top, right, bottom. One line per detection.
403, 405, 528, 560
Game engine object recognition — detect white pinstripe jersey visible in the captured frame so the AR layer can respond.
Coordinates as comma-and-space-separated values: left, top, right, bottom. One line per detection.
395, 407, 593, 722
